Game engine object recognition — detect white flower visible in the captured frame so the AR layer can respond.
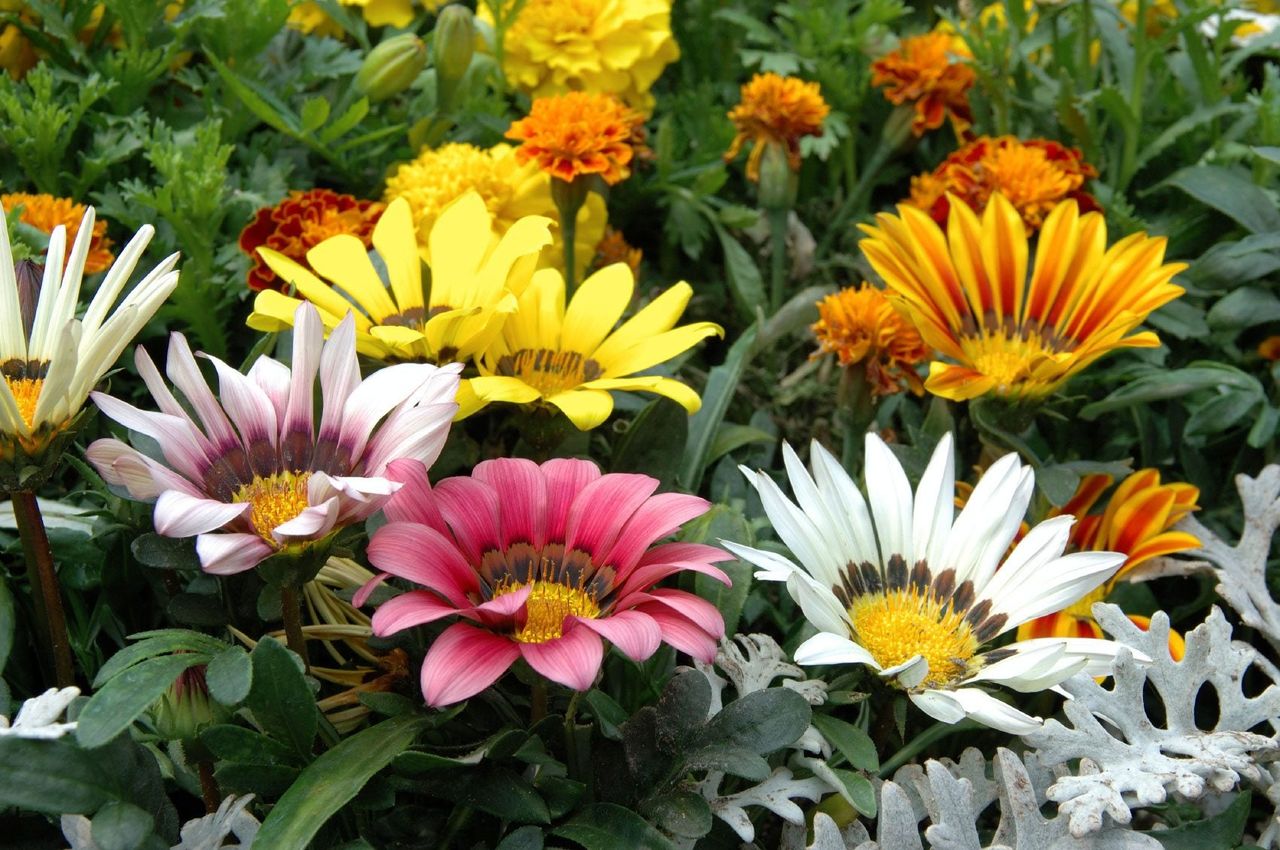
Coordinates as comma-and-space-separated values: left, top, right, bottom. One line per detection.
0, 686, 79, 738
726, 433, 1137, 734
1199, 9, 1280, 46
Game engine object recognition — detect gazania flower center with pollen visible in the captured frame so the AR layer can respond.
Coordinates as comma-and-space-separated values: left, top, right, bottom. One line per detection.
5, 376, 42, 428
964, 333, 1067, 389
233, 471, 311, 541
498, 349, 603, 396
497, 579, 601, 644
849, 590, 978, 688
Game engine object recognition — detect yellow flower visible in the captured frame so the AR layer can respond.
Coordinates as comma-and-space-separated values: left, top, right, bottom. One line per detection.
811, 284, 929, 398
478, 0, 679, 113
471, 264, 723, 429
383, 142, 606, 279
288, 0, 448, 36
2, 193, 115, 274
858, 193, 1187, 401
247, 193, 553, 415
725, 73, 830, 182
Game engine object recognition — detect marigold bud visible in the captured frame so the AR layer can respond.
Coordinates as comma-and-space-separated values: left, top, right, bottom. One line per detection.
434, 4, 475, 110
356, 33, 428, 103
757, 141, 798, 211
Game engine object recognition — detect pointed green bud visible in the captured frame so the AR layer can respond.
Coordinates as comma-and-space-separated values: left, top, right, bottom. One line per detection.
356, 33, 428, 103
434, 4, 476, 111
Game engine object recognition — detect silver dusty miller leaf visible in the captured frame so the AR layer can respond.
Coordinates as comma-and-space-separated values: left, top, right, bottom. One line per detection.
1023, 603, 1280, 838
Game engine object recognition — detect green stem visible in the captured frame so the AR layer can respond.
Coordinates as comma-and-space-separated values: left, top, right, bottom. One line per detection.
838, 366, 875, 473
531, 678, 548, 724
767, 207, 789, 313
280, 584, 308, 672
1118, 0, 1148, 193
879, 718, 981, 778
562, 207, 578, 295
551, 176, 590, 296
11, 490, 74, 687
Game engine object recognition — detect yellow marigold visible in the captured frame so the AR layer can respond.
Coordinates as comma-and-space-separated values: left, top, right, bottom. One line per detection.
871, 31, 975, 137
725, 73, 830, 183
383, 142, 607, 279
478, 0, 679, 113
506, 92, 637, 185
0, 3, 35, 81
907, 136, 1100, 231
811, 283, 928, 398
592, 227, 641, 276
288, 0, 447, 36
2, 193, 114, 274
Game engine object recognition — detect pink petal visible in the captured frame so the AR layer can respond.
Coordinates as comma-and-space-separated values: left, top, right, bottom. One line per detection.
86, 438, 202, 501
271, 497, 338, 542
542, 458, 600, 542
420, 622, 520, 707
161, 334, 240, 454
371, 590, 461, 636
154, 490, 249, 537
577, 610, 661, 662
361, 402, 456, 476
353, 571, 390, 608
605, 493, 710, 575
640, 588, 726, 638
208, 355, 279, 459
472, 458, 547, 549
248, 356, 291, 425
476, 583, 531, 617
367, 521, 479, 607
316, 313, 361, 449
433, 477, 501, 564
634, 603, 718, 663
196, 532, 274, 575
519, 624, 604, 691
133, 344, 219, 457
616, 560, 733, 599
339, 363, 446, 461
383, 459, 449, 534
91, 393, 211, 482
282, 303, 323, 463
564, 473, 658, 560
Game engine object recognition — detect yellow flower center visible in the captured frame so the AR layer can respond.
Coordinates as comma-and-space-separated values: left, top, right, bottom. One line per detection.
849, 589, 978, 688
981, 145, 1075, 222
962, 331, 1070, 393
4, 376, 41, 429
495, 579, 601, 644
497, 348, 603, 397
232, 471, 312, 541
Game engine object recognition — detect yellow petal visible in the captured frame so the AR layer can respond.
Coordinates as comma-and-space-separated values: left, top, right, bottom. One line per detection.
428, 193, 493, 307
258, 249, 371, 330
372, 197, 424, 312
923, 363, 998, 401
586, 376, 703, 413
467, 375, 543, 404
591, 282, 692, 364
546, 388, 615, 430
598, 322, 723, 378
307, 235, 400, 321
562, 263, 635, 356
247, 289, 307, 332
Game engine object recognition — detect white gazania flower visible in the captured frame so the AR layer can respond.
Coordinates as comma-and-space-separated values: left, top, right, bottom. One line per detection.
0, 208, 179, 461
86, 303, 460, 576
726, 433, 1138, 734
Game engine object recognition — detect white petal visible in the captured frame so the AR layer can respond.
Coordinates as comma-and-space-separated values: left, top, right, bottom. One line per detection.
808, 440, 880, 567
864, 433, 913, 567
27, 227, 65, 361
880, 654, 928, 688
793, 631, 880, 668
944, 687, 1044, 735
271, 497, 339, 541
248, 356, 291, 425
0, 219, 25, 359
987, 550, 1124, 634
785, 571, 852, 636
316, 312, 361, 444
196, 532, 274, 575
912, 433, 954, 570
721, 540, 804, 582
782, 442, 858, 570
741, 464, 843, 587
940, 451, 1026, 587
154, 491, 248, 537
909, 689, 967, 724
209, 355, 278, 448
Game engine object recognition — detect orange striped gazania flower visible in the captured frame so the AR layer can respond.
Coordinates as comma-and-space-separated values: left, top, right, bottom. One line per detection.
1018, 470, 1200, 659
858, 193, 1187, 402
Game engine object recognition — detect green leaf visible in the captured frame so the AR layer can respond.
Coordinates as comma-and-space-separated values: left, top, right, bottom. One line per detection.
681, 504, 754, 635
94, 630, 225, 687
246, 636, 318, 757
0, 576, 13, 676
424, 766, 551, 823
831, 768, 877, 817
214, 763, 301, 798
682, 744, 770, 780
715, 225, 766, 322
583, 689, 628, 741
299, 97, 331, 133
641, 791, 713, 839
200, 724, 298, 766
1207, 287, 1280, 330
496, 826, 545, 850
1081, 364, 1262, 419
318, 97, 370, 144
208, 54, 299, 136
1149, 790, 1250, 849
707, 424, 774, 467
611, 397, 688, 486
253, 714, 430, 849
205, 646, 253, 706
1135, 102, 1249, 173
1159, 165, 1280, 234
0, 738, 113, 813
130, 533, 201, 571
681, 325, 758, 492
553, 802, 678, 850
92, 801, 155, 850
655, 670, 712, 753
812, 714, 879, 772
1186, 234, 1280, 289
78, 654, 207, 749
704, 687, 811, 754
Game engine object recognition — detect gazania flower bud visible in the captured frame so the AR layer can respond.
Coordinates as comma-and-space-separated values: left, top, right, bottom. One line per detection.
433, 5, 475, 109
356, 33, 428, 103
14, 259, 40, 339
150, 665, 230, 744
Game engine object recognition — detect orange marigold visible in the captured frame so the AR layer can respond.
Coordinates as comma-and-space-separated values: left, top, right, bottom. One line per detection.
725, 73, 829, 182
871, 31, 975, 137
811, 283, 929, 398
1259, 336, 1280, 360
2, 193, 114, 274
593, 227, 642, 276
506, 91, 637, 185
907, 135, 1099, 230
239, 189, 385, 292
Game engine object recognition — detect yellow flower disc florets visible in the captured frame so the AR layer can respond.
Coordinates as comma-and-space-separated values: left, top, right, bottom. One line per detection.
849, 590, 978, 689
495, 579, 602, 644
811, 284, 928, 397
725, 73, 830, 181
233, 471, 312, 542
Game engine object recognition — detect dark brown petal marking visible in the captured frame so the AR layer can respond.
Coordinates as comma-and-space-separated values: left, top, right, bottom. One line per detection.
860, 561, 882, 595
952, 579, 975, 613
964, 599, 993, 629
909, 559, 931, 593
1, 358, 48, 380
982, 647, 1016, 664
381, 306, 428, 328
972, 613, 1009, 643
932, 568, 956, 601
202, 451, 256, 501
886, 554, 908, 591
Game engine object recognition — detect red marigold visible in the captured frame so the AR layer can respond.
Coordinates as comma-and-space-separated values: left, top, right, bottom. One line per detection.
871, 32, 975, 138
239, 189, 385, 292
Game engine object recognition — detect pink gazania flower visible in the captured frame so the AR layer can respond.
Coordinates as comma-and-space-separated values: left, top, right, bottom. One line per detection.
354, 458, 732, 706
86, 303, 460, 575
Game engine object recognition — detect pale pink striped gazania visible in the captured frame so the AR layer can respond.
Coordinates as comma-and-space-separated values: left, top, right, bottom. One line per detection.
355, 458, 732, 706
86, 303, 460, 575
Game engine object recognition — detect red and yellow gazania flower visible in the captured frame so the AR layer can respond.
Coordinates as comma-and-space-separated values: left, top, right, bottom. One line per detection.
858, 193, 1187, 401
2, 193, 115, 274
1018, 470, 1201, 659
810, 283, 929, 398
87, 303, 460, 576
907, 136, 1099, 231
506, 91, 639, 186
355, 457, 730, 705
724, 73, 830, 182
238, 189, 384, 293
871, 31, 976, 137
470, 263, 723, 430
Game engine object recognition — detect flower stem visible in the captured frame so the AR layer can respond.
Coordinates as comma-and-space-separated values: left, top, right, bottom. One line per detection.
11, 490, 74, 687
197, 760, 221, 814
530, 678, 548, 724
280, 584, 308, 672
767, 206, 789, 313
878, 718, 981, 778
838, 366, 875, 473
551, 176, 590, 296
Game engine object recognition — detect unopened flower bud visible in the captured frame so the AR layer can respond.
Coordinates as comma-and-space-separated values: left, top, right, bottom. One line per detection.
757, 141, 798, 211
150, 665, 230, 743
434, 4, 476, 110
356, 33, 428, 103
14, 259, 41, 339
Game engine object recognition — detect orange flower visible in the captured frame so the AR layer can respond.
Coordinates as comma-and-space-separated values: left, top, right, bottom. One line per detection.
1259, 336, 1280, 360
239, 189, 384, 293
871, 31, 975, 137
908, 136, 1099, 230
725, 73, 829, 182
1, 193, 114, 274
506, 92, 638, 185
1018, 470, 1201, 660
811, 283, 929, 397
592, 227, 642, 276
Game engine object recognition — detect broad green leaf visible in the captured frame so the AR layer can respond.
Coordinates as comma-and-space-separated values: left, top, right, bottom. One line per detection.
641, 791, 713, 839
683, 744, 770, 780
1207, 287, 1280, 330
1159, 165, 1280, 234
92, 801, 156, 850
812, 714, 879, 772
1184, 388, 1264, 440
94, 630, 224, 686
1185, 234, 1280, 289
704, 687, 811, 754
681, 325, 759, 492
1081, 364, 1262, 419
655, 670, 712, 753
423, 766, 550, 823
253, 714, 429, 849
0, 738, 114, 813
299, 97, 330, 133
682, 504, 753, 635
553, 802, 678, 850
715, 225, 766, 322
246, 636, 318, 757
130, 534, 201, 571
612, 397, 688, 486
214, 763, 301, 798
707, 423, 774, 467
582, 689, 628, 741
78, 653, 207, 748
496, 826, 545, 850
1149, 789, 1250, 849
205, 646, 252, 706
831, 768, 877, 817
200, 724, 298, 766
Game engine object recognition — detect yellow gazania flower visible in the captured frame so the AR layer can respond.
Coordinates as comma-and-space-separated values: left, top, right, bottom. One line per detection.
858, 193, 1187, 401
247, 193, 552, 414
383, 142, 606, 280
471, 264, 723, 429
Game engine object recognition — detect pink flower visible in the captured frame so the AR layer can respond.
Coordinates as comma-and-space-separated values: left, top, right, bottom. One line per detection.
86, 303, 460, 576
356, 458, 732, 706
